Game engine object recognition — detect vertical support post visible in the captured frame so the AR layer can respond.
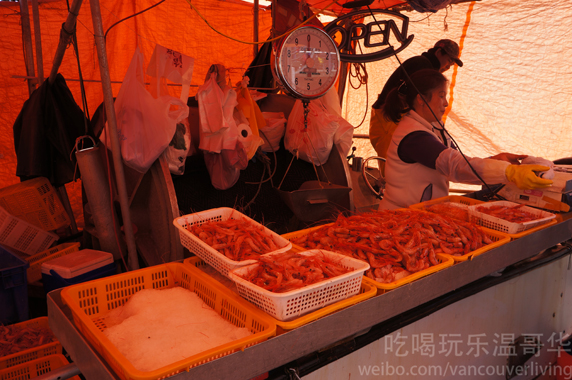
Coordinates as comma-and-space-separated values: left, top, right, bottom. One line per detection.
270, 0, 277, 90
337, 18, 352, 108
31, 0, 44, 84
271, 0, 275, 34
19, 0, 37, 94
337, 61, 348, 108
89, 0, 139, 270
253, 0, 259, 58
49, 0, 84, 84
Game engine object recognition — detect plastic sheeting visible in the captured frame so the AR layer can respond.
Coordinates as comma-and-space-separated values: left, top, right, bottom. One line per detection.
345, 0, 572, 167
1, 0, 571, 222
0, 0, 271, 224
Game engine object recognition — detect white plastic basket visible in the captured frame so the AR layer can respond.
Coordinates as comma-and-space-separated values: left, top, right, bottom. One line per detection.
173, 207, 292, 278
229, 249, 370, 321
468, 201, 556, 234
0, 206, 58, 255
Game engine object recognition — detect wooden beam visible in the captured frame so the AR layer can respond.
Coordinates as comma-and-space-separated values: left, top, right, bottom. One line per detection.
18, 0, 37, 94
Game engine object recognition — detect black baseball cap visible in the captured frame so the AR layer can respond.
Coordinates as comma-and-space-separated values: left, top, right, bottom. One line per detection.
434, 39, 463, 67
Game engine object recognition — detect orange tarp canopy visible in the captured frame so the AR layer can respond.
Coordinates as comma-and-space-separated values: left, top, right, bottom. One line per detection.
0, 0, 272, 223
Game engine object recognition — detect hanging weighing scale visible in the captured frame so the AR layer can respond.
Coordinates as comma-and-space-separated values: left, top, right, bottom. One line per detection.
271, 25, 351, 222
273, 25, 340, 100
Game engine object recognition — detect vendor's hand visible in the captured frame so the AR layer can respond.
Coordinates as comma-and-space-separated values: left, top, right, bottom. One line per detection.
505, 164, 553, 190
490, 153, 528, 164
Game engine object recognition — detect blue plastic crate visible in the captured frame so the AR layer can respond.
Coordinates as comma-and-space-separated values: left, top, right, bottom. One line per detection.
0, 245, 29, 325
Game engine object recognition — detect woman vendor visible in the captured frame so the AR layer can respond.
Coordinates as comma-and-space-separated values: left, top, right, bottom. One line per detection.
378, 69, 553, 210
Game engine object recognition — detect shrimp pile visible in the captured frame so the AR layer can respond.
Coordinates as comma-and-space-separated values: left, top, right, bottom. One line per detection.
187, 218, 282, 261
425, 202, 469, 222
290, 209, 493, 284
0, 324, 57, 357
476, 204, 541, 223
236, 251, 352, 293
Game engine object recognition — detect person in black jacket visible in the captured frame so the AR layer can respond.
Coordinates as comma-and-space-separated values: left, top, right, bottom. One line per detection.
369, 39, 463, 174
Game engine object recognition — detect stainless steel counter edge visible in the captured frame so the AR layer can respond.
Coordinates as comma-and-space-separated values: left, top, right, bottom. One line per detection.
47, 217, 572, 380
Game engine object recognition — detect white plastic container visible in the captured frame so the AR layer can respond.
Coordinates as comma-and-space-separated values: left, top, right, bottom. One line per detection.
41, 249, 115, 293
229, 249, 370, 321
173, 207, 292, 278
468, 201, 556, 234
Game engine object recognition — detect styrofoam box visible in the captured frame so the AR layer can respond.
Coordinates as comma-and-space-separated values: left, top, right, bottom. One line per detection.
229, 249, 370, 321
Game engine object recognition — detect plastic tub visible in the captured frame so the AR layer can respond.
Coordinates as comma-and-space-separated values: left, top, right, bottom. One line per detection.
0, 317, 62, 370
0, 177, 70, 231
409, 195, 484, 222
173, 207, 292, 278
468, 201, 557, 235
0, 354, 81, 380
184, 256, 377, 334
439, 227, 511, 262
280, 209, 510, 289
229, 249, 370, 321
363, 254, 454, 294
60, 262, 276, 380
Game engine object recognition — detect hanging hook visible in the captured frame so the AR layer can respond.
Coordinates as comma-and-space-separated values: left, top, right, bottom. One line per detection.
70, 135, 97, 161
302, 99, 310, 131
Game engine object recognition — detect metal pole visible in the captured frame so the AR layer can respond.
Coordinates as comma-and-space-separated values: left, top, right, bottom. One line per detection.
337, 61, 348, 107
31, 0, 44, 84
49, 0, 84, 84
253, 0, 259, 58
19, 0, 37, 94
270, 0, 276, 89
75, 145, 123, 259
38, 0, 83, 234
89, 0, 139, 270
337, 18, 352, 108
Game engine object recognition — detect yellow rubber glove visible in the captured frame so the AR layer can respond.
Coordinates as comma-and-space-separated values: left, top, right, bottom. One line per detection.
505, 164, 554, 190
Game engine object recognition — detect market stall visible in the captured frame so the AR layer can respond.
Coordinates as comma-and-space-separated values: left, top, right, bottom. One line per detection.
45, 214, 572, 379
2, 0, 572, 379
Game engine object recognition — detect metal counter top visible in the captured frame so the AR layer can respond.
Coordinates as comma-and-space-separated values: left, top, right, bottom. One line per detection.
47, 215, 572, 380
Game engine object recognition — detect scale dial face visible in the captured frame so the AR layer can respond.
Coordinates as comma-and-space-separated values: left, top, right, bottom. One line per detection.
275, 26, 340, 99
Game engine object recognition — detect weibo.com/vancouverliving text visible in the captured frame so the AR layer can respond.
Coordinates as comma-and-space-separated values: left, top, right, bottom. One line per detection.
353, 332, 570, 377
357, 362, 572, 377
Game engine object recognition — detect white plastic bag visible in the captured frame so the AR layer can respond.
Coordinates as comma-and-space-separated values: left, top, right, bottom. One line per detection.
322, 89, 354, 157
285, 88, 354, 164
196, 66, 239, 153
146, 44, 195, 175
146, 44, 195, 101
104, 47, 189, 173
260, 112, 287, 152
164, 118, 191, 174
196, 64, 249, 189
235, 76, 264, 159
204, 140, 248, 190
284, 100, 339, 165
